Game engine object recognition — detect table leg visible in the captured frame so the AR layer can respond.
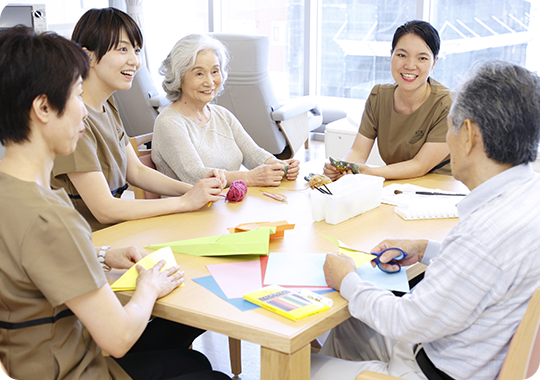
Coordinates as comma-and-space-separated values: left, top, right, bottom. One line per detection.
261, 344, 310, 380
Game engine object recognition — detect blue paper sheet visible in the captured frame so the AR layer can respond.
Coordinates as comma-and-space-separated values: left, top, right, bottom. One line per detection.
192, 275, 336, 312
192, 275, 259, 312
356, 262, 410, 293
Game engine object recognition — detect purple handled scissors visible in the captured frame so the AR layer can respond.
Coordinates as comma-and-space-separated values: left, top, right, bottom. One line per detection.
370, 247, 408, 274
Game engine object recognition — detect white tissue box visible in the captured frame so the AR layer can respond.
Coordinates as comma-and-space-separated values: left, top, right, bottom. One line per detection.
311, 174, 384, 225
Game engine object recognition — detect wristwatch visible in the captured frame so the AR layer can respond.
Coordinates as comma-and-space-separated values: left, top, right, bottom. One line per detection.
97, 245, 112, 272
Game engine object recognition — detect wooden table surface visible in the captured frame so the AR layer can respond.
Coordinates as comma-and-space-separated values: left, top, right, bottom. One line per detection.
93, 161, 468, 380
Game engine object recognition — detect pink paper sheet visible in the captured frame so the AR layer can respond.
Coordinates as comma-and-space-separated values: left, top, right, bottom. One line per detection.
206, 260, 262, 299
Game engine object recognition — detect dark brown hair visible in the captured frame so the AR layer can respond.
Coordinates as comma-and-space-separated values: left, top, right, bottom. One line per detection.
0, 26, 89, 145
72, 7, 143, 63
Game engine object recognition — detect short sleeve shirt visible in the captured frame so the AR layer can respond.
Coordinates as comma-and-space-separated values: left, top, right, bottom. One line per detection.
0, 172, 129, 380
51, 97, 129, 231
359, 78, 452, 175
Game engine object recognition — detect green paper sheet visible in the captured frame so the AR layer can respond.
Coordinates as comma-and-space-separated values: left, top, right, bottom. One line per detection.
145, 227, 275, 256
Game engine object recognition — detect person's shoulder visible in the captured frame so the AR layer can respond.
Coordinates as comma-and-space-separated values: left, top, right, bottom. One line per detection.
106, 95, 119, 112
155, 106, 188, 127
370, 83, 396, 96
1, 175, 88, 231
209, 103, 237, 124
429, 78, 453, 99
427, 78, 453, 110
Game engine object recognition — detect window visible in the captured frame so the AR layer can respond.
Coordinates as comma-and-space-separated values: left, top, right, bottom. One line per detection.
141, 0, 540, 114
219, 0, 304, 101
432, 0, 538, 89
143, 1, 209, 86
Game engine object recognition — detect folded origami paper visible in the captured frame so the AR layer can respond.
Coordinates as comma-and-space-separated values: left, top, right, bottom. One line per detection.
111, 246, 180, 291
227, 220, 295, 239
323, 235, 374, 268
145, 227, 275, 256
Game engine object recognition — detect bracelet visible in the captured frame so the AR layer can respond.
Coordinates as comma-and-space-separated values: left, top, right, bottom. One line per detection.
97, 245, 112, 272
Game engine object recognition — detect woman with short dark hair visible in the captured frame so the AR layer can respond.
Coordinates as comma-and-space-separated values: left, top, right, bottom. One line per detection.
51, 8, 226, 232
0, 25, 229, 380
324, 20, 452, 180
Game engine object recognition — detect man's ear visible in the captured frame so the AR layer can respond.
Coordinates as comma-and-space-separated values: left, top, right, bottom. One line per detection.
31, 94, 51, 124
462, 119, 483, 155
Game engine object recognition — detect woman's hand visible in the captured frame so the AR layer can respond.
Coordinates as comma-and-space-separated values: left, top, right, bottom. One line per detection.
283, 159, 300, 181
136, 260, 184, 299
181, 177, 224, 209
202, 168, 227, 189
323, 162, 345, 181
103, 246, 144, 270
246, 163, 285, 186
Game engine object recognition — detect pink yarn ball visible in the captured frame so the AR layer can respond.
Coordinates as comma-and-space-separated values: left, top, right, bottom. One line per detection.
226, 180, 247, 202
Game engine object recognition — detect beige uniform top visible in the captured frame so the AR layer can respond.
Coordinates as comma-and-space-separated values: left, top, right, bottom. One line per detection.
52, 97, 129, 231
0, 172, 129, 380
359, 78, 452, 175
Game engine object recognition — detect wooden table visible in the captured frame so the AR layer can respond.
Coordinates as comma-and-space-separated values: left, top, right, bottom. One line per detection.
93, 164, 468, 380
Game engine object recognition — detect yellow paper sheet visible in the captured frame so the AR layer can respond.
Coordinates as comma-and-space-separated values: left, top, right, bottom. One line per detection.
323, 235, 374, 268
111, 246, 181, 291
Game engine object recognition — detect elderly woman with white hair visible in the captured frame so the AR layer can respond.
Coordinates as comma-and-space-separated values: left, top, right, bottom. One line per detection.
152, 34, 300, 187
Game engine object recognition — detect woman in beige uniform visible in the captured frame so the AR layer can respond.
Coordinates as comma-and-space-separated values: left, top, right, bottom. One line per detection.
51, 8, 226, 231
324, 20, 451, 180
0, 26, 229, 380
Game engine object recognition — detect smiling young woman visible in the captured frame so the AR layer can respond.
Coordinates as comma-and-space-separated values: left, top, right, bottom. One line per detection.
324, 20, 452, 181
51, 8, 227, 233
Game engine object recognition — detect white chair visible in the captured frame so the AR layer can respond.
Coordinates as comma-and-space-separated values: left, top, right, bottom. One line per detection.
113, 65, 170, 137
211, 33, 323, 159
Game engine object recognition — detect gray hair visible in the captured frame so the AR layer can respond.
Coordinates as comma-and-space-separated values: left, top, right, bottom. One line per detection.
160, 34, 229, 102
449, 60, 540, 165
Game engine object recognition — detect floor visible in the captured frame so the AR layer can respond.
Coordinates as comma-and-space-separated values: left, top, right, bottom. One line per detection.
192, 137, 326, 379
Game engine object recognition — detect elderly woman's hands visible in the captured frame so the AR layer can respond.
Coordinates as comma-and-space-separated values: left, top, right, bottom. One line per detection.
246, 163, 285, 186
282, 159, 300, 181
202, 168, 227, 189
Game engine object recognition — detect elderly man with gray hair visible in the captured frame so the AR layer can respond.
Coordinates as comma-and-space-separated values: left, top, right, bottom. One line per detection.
313, 60, 540, 380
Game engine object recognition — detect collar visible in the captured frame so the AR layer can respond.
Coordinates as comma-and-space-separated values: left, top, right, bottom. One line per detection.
457, 164, 535, 220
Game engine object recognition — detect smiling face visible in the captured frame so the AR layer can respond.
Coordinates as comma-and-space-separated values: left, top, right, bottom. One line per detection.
390, 33, 437, 92
179, 50, 222, 108
48, 78, 88, 156
90, 29, 141, 94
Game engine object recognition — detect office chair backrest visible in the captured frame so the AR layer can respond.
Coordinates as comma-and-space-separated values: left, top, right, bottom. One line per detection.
129, 133, 160, 199
114, 65, 160, 137
211, 33, 288, 155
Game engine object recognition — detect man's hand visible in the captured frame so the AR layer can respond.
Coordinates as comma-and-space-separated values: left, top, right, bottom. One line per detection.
323, 253, 356, 291
370, 239, 428, 271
